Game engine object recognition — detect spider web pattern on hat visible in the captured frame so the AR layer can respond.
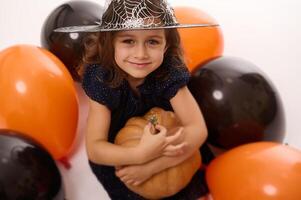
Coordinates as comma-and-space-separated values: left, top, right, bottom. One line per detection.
101, 0, 179, 30
54, 0, 218, 32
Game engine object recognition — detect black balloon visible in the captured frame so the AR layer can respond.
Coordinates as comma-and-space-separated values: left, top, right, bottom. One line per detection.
188, 57, 286, 150
41, 1, 104, 81
0, 130, 64, 199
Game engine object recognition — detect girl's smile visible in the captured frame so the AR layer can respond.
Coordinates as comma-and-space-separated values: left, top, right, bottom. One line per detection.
127, 61, 152, 69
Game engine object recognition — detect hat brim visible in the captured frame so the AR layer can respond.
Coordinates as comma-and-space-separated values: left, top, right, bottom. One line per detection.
54, 23, 219, 33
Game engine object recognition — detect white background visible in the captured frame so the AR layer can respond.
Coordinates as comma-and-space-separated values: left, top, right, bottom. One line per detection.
0, 0, 300, 199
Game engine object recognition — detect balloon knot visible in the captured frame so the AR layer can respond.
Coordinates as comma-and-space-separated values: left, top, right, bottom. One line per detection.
59, 157, 72, 169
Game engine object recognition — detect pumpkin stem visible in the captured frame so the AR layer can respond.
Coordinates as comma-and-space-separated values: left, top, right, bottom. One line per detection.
148, 115, 160, 134
148, 115, 158, 126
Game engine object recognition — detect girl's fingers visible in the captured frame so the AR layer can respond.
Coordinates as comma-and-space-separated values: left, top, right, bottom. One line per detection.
144, 123, 158, 135
143, 122, 152, 133
120, 175, 131, 183
150, 123, 156, 134
120, 176, 140, 186
163, 142, 187, 156
126, 179, 134, 185
165, 127, 184, 144
133, 181, 141, 186
163, 149, 182, 156
155, 124, 167, 136
115, 168, 125, 177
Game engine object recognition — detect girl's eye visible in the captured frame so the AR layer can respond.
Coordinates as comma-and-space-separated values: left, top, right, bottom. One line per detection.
148, 40, 159, 45
122, 39, 135, 44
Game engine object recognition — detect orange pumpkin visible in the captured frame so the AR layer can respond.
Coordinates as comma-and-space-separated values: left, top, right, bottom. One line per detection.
115, 107, 202, 199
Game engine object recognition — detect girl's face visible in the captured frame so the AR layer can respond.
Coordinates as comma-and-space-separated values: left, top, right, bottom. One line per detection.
113, 29, 167, 82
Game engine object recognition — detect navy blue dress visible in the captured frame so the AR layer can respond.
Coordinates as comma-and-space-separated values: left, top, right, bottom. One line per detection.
82, 58, 209, 200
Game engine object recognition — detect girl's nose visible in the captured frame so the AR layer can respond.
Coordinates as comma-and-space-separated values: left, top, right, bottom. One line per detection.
134, 43, 149, 59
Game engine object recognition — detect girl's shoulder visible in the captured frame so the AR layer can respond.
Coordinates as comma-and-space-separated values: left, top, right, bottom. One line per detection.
167, 58, 190, 78
150, 57, 190, 100
83, 64, 109, 82
82, 64, 120, 110
157, 56, 190, 78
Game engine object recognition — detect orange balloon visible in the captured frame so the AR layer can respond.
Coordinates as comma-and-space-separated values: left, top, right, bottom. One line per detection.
0, 45, 79, 160
174, 7, 224, 72
206, 142, 301, 200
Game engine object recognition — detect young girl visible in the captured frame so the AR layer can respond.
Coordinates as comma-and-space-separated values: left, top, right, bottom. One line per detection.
56, 0, 215, 199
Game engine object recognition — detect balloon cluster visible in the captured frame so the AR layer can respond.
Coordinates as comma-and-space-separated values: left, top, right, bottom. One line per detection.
176, 5, 297, 200
1, 0, 105, 159
0, 1, 103, 198
172, 9, 298, 200
0, 45, 78, 160
0, 44, 77, 199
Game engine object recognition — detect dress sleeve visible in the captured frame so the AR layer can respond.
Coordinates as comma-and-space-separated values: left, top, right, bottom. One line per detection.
82, 64, 120, 110
158, 63, 190, 100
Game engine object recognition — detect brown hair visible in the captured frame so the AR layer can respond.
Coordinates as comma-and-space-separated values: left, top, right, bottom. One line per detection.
78, 0, 186, 87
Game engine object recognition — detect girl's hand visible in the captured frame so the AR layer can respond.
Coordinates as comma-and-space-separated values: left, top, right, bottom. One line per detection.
159, 125, 186, 157
137, 123, 186, 163
115, 164, 153, 186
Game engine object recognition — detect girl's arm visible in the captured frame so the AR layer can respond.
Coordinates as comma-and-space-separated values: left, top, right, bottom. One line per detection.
168, 85, 208, 164
86, 99, 184, 166
116, 86, 207, 185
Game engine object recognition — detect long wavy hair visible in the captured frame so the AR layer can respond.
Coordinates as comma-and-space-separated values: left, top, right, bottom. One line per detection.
78, 0, 186, 87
